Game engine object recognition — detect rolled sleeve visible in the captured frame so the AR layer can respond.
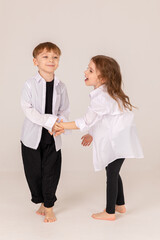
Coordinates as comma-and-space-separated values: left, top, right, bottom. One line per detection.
21, 82, 57, 131
57, 84, 71, 135
74, 94, 109, 132
44, 115, 58, 132
75, 118, 89, 132
88, 128, 93, 136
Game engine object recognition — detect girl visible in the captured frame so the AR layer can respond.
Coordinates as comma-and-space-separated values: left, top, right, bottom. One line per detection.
52, 55, 144, 221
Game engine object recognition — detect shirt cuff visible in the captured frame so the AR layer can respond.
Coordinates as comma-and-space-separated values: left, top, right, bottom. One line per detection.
63, 129, 72, 135
44, 115, 58, 132
88, 128, 93, 136
75, 118, 89, 132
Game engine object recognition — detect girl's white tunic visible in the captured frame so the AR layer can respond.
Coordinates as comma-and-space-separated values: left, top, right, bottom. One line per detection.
75, 85, 144, 171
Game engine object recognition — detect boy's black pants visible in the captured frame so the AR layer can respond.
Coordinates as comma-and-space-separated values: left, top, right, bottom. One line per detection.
105, 158, 125, 214
21, 139, 61, 208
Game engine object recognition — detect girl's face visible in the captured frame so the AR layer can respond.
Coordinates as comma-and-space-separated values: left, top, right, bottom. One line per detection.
84, 60, 104, 89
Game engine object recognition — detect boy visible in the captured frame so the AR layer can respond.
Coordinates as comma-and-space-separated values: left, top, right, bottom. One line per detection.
20, 42, 70, 223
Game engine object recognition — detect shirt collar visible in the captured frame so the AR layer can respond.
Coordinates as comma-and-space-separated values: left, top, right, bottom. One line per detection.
35, 72, 60, 86
89, 84, 107, 98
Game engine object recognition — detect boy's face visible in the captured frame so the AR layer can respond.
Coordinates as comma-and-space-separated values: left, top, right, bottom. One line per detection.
33, 49, 60, 74
84, 60, 104, 89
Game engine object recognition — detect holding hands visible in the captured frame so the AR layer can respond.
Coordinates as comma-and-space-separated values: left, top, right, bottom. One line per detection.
48, 119, 64, 136
53, 120, 65, 136
49, 120, 93, 146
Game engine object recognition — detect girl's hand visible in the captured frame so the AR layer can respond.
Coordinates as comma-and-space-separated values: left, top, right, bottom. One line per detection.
81, 134, 93, 146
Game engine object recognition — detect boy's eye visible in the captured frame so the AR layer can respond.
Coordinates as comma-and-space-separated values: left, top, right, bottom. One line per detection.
89, 70, 93, 73
43, 56, 48, 58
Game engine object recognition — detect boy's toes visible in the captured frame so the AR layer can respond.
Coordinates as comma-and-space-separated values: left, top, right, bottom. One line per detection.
50, 218, 55, 223
44, 217, 50, 222
44, 217, 56, 223
36, 211, 45, 216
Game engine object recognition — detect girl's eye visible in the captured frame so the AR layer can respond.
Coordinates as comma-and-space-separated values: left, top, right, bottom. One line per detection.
90, 70, 93, 73
43, 56, 48, 58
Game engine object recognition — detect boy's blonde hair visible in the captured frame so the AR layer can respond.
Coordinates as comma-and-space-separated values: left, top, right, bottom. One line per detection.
33, 42, 61, 58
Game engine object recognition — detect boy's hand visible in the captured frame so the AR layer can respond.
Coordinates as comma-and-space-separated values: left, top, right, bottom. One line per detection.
48, 119, 64, 136
53, 121, 64, 132
54, 120, 65, 136
81, 134, 93, 146
48, 128, 64, 136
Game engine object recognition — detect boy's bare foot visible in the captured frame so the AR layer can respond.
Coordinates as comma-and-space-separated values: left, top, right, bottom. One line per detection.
92, 211, 115, 221
36, 203, 45, 216
115, 205, 126, 213
44, 207, 56, 223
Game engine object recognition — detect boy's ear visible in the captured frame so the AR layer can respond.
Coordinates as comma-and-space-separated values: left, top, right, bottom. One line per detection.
33, 58, 38, 66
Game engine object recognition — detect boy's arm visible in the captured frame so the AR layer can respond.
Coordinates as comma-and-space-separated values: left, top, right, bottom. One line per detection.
57, 84, 71, 134
21, 82, 57, 132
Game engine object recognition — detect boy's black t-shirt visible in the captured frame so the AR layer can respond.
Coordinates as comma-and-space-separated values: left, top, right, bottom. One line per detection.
41, 79, 54, 144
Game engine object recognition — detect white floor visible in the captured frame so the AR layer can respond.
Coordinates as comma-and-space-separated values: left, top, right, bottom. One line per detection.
0, 168, 160, 240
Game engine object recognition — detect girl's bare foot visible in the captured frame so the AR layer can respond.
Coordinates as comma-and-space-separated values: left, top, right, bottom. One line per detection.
92, 211, 115, 221
103, 205, 126, 214
36, 203, 45, 216
115, 205, 126, 213
44, 207, 56, 223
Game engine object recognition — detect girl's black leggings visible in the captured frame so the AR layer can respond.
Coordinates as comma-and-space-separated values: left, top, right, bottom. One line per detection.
105, 158, 125, 214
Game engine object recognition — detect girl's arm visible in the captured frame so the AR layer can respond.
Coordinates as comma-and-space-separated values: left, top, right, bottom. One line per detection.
53, 121, 78, 136
54, 123, 93, 147
60, 121, 78, 130
54, 94, 110, 135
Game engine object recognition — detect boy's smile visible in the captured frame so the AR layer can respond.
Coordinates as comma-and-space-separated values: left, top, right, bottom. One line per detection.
33, 49, 60, 76
84, 61, 104, 89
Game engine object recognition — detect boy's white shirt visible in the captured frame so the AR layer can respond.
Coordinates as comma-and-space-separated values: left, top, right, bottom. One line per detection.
21, 72, 70, 151
75, 84, 144, 171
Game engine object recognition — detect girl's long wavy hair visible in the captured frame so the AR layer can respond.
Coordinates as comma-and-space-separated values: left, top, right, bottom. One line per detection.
91, 55, 135, 111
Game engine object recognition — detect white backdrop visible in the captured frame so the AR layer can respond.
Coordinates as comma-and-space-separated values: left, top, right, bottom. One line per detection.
0, 0, 160, 173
